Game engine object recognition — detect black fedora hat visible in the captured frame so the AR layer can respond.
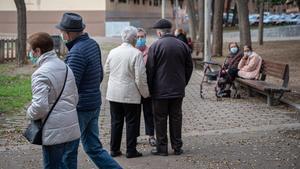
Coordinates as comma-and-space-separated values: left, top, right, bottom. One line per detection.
56, 13, 86, 32
152, 19, 172, 29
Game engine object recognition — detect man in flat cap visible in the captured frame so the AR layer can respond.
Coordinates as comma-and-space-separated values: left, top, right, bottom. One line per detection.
56, 12, 122, 169
146, 19, 193, 156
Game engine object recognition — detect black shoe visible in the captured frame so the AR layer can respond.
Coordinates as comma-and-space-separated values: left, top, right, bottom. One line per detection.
174, 149, 183, 155
111, 150, 122, 157
126, 151, 143, 158
151, 149, 168, 156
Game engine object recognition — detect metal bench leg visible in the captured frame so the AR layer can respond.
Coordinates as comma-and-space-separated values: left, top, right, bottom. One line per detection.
267, 92, 274, 106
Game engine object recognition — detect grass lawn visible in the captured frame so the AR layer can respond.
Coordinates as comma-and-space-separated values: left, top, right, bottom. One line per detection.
0, 64, 31, 114
0, 63, 15, 74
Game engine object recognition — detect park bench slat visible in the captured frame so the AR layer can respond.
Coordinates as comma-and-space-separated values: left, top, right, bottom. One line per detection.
262, 62, 287, 79
236, 78, 290, 92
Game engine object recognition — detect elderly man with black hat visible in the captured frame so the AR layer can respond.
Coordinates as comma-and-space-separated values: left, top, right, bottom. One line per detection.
146, 19, 193, 156
56, 13, 122, 169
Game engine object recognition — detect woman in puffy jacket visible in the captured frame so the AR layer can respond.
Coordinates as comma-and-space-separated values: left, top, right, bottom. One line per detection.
238, 45, 262, 80
26, 32, 80, 169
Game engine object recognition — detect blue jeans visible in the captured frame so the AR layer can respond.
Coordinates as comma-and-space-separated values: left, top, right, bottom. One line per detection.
67, 108, 122, 169
42, 139, 79, 169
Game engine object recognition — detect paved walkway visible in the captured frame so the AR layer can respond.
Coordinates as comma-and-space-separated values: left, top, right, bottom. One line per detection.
1, 69, 300, 169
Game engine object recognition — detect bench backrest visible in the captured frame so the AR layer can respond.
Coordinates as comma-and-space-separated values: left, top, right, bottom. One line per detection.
260, 60, 289, 87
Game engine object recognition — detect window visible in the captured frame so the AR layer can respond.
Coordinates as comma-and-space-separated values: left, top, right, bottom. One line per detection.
134, 0, 140, 4
119, 0, 127, 3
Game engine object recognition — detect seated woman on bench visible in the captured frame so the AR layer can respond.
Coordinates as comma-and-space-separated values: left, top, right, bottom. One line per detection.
217, 42, 243, 97
238, 45, 262, 80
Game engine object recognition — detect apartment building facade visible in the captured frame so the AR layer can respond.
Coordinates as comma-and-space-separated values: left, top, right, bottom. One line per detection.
0, 0, 173, 36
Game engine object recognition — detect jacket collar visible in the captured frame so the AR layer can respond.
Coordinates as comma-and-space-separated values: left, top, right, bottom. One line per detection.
160, 33, 175, 39
36, 50, 57, 67
249, 51, 257, 59
137, 45, 148, 53
121, 42, 134, 48
66, 33, 89, 50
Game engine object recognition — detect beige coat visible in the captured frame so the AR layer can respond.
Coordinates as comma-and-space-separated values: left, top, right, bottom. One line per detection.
105, 43, 150, 104
238, 52, 262, 79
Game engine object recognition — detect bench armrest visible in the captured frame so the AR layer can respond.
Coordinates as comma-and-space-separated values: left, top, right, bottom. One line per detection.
200, 61, 222, 66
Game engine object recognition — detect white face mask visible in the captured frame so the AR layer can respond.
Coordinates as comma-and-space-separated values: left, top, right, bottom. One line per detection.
244, 51, 252, 57
247, 51, 253, 57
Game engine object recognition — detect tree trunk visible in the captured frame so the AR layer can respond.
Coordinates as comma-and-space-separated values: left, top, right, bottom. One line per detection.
236, 0, 251, 47
231, 2, 238, 27
212, 0, 225, 57
211, 0, 215, 30
14, 0, 27, 66
187, 0, 197, 40
258, 0, 264, 45
204, 0, 213, 62
198, 0, 205, 52
297, 0, 300, 9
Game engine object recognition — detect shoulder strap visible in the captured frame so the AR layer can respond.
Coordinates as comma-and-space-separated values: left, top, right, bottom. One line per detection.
41, 64, 68, 128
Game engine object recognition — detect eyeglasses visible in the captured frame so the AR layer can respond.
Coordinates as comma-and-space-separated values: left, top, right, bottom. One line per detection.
244, 49, 250, 52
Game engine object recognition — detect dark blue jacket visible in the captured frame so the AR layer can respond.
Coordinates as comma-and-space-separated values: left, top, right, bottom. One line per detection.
65, 33, 103, 111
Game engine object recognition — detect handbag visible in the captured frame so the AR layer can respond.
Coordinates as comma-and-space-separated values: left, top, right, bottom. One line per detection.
23, 64, 68, 145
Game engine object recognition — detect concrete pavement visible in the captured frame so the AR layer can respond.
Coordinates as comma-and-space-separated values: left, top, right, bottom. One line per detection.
1, 69, 300, 169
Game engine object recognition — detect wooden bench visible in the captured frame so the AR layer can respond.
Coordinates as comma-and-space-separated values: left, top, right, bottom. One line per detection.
236, 60, 291, 106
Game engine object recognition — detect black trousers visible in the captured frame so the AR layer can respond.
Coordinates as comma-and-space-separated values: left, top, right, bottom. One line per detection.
152, 98, 183, 153
109, 101, 140, 154
137, 97, 155, 137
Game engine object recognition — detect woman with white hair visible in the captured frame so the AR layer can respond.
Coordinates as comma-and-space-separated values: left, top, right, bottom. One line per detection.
105, 26, 149, 158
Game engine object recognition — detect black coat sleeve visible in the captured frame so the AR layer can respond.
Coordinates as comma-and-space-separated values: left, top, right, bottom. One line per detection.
146, 45, 155, 93
185, 48, 193, 85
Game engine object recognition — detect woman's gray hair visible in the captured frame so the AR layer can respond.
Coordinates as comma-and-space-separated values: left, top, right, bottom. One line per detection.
121, 26, 138, 43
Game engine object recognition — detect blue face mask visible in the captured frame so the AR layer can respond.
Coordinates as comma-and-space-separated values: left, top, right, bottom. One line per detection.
230, 47, 238, 54
28, 51, 38, 64
136, 38, 146, 47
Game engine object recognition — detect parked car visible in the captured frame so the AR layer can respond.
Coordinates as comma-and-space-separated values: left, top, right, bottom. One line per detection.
249, 14, 259, 25
263, 15, 276, 25
287, 14, 300, 25
275, 14, 290, 25
223, 13, 234, 24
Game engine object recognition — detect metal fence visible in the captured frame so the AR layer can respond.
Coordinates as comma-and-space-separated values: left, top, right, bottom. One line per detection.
0, 35, 67, 64
0, 38, 17, 63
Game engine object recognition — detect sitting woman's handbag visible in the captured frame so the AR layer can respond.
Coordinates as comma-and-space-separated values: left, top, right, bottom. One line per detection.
23, 65, 68, 145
